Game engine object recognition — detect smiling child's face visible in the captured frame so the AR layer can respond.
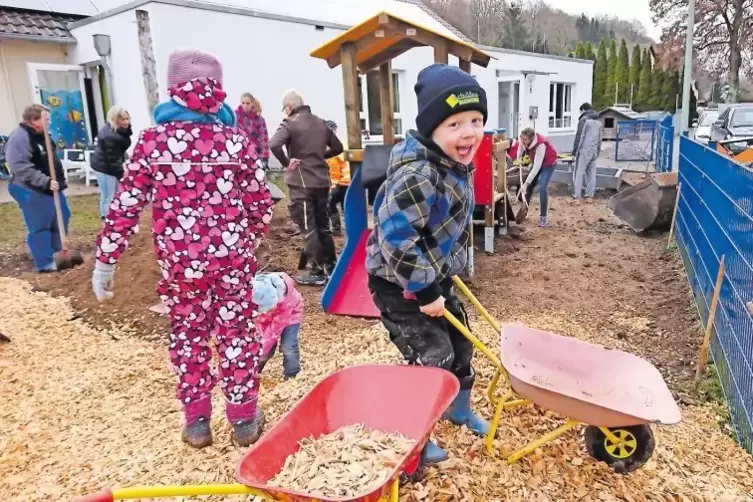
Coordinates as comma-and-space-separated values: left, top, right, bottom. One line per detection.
431, 110, 485, 165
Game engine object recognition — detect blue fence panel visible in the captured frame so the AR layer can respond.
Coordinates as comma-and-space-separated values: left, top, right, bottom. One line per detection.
676, 135, 753, 453
655, 116, 674, 173
615, 119, 658, 162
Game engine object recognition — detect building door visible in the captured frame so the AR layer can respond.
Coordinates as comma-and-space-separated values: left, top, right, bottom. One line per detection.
498, 81, 511, 132
27, 63, 92, 150
498, 80, 521, 137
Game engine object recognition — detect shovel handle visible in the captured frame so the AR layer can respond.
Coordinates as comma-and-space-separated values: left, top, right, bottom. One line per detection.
42, 121, 68, 252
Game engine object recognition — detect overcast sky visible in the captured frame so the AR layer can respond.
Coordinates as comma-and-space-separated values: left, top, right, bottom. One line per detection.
544, 0, 662, 41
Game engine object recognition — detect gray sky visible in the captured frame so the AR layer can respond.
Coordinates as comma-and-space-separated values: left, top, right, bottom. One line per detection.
544, 0, 662, 41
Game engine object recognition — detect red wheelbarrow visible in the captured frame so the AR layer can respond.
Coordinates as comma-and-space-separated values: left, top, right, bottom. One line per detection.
75, 364, 459, 501
444, 276, 682, 473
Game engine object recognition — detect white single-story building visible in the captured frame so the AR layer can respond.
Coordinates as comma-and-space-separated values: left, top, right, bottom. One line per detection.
9, 0, 593, 157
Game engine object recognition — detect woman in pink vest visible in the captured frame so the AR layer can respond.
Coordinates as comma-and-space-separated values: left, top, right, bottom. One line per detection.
514, 127, 558, 227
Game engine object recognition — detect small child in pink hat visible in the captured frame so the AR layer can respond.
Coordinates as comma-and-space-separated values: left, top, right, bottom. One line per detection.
252, 272, 304, 379
92, 48, 273, 449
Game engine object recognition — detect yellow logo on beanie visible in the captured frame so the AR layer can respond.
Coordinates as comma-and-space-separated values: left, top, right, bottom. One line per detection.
446, 91, 480, 108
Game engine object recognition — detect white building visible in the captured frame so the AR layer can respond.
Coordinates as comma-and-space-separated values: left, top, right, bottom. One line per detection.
9, 0, 592, 155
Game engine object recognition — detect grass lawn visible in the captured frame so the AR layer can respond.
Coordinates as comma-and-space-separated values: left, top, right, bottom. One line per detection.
0, 195, 104, 253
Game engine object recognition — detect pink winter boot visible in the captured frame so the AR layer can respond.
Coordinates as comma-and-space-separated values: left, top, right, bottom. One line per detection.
226, 399, 265, 447
181, 396, 212, 449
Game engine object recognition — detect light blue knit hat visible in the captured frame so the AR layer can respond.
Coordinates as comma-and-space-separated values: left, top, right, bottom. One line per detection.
252, 273, 287, 313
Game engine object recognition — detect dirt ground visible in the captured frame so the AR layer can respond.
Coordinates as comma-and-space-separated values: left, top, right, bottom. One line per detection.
1, 186, 752, 501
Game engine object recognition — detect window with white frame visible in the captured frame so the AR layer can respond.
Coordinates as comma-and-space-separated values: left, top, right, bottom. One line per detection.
549, 82, 573, 130
360, 71, 403, 137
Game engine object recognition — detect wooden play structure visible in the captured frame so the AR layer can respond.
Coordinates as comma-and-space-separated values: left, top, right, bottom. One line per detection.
311, 12, 494, 318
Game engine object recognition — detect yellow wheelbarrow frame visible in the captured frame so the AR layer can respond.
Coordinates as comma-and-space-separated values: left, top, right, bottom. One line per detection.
76, 477, 400, 501
443, 276, 628, 464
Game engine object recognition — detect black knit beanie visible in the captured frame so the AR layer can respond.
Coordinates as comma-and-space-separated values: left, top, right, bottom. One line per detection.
414, 63, 488, 139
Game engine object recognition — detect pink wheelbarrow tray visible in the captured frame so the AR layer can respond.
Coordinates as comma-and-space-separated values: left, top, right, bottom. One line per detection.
74, 364, 460, 501
444, 276, 682, 473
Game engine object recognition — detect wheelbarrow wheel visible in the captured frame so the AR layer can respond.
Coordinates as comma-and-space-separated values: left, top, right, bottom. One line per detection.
584, 424, 655, 474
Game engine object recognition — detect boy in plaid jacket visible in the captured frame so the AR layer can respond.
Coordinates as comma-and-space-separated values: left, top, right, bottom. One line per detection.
366, 64, 488, 464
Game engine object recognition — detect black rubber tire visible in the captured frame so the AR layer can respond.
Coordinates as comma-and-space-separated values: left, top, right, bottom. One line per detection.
584, 424, 655, 474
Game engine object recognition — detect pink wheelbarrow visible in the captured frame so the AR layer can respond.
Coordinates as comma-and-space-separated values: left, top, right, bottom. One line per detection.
443, 276, 682, 473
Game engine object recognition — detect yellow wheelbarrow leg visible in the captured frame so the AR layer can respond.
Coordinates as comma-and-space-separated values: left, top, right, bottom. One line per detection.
507, 420, 580, 464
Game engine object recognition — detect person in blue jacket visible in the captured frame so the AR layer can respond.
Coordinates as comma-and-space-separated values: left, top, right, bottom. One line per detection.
5, 104, 69, 272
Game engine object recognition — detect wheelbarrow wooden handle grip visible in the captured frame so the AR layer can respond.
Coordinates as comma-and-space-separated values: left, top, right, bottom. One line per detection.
73, 490, 114, 502
42, 121, 69, 252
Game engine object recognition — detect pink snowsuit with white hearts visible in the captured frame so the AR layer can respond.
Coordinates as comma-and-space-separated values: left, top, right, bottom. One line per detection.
95, 77, 274, 418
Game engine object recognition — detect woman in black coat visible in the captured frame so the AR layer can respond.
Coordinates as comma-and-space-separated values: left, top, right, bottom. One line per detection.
91, 106, 132, 219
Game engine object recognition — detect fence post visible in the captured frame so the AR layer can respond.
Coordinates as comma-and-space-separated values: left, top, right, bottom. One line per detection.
667, 182, 682, 249
694, 255, 726, 388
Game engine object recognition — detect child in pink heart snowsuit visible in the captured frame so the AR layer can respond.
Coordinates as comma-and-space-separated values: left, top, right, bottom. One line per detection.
92, 49, 274, 449
252, 272, 304, 380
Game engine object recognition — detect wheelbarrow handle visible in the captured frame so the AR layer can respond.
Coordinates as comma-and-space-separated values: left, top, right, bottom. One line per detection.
451, 276, 501, 333
74, 483, 271, 501
442, 310, 502, 369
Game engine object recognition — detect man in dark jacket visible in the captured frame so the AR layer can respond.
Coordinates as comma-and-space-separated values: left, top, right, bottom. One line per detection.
270, 89, 344, 286
5, 104, 70, 272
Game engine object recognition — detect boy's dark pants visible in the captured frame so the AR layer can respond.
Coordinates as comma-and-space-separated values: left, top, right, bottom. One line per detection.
288, 185, 337, 272
369, 276, 476, 390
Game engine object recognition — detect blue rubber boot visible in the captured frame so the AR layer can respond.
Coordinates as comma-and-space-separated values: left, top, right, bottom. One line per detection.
442, 389, 490, 436
421, 440, 448, 464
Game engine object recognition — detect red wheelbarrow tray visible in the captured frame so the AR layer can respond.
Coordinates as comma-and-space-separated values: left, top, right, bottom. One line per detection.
235, 364, 460, 501
500, 324, 682, 427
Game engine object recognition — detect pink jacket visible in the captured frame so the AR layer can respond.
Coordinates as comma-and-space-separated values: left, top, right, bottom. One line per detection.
96, 77, 274, 291
256, 273, 304, 357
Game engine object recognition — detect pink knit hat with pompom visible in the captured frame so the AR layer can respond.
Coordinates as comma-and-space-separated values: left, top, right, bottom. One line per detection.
166, 49, 223, 88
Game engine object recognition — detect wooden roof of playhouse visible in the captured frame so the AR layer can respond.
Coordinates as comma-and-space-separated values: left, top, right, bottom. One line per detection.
310, 11, 493, 72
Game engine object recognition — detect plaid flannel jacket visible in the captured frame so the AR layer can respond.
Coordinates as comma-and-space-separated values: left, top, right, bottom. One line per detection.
366, 131, 474, 300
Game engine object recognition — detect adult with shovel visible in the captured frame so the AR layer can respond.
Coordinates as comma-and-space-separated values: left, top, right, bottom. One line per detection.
5, 104, 82, 272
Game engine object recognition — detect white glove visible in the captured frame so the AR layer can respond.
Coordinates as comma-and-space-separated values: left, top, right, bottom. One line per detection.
92, 261, 116, 301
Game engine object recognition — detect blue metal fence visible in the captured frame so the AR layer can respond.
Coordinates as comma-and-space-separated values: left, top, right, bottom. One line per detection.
676, 135, 753, 453
615, 119, 658, 162
655, 116, 674, 173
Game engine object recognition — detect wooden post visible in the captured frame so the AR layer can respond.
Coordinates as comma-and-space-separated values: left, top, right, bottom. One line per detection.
694, 255, 726, 388
136, 10, 159, 122
434, 40, 449, 64
459, 58, 472, 73
667, 182, 682, 249
378, 62, 394, 145
340, 42, 362, 152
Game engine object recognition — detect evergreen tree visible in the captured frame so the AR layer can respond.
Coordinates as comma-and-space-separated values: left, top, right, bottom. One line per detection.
585, 41, 596, 61
605, 39, 618, 106
499, 2, 531, 51
593, 39, 608, 109
541, 39, 550, 54
636, 48, 653, 111
661, 69, 675, 111
650, 69, 665, 109
615, 39, 630, 103
576, 42, 586, 58
629, 44, 642, 105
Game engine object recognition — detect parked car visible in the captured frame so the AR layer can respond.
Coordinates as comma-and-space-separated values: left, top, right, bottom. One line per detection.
709, 104, 753, 142
693, 109, 721, 144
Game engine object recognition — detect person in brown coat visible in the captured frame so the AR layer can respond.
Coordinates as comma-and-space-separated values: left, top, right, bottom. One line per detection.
269, 89, 344, 286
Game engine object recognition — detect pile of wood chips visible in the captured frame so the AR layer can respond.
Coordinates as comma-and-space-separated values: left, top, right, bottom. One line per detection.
267, 424, 415, 498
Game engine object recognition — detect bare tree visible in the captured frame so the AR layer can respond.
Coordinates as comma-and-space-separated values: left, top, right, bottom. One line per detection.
650, 0, 753, 102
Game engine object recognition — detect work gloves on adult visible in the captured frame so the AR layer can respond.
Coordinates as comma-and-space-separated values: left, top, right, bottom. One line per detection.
92, 261, 116, 301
